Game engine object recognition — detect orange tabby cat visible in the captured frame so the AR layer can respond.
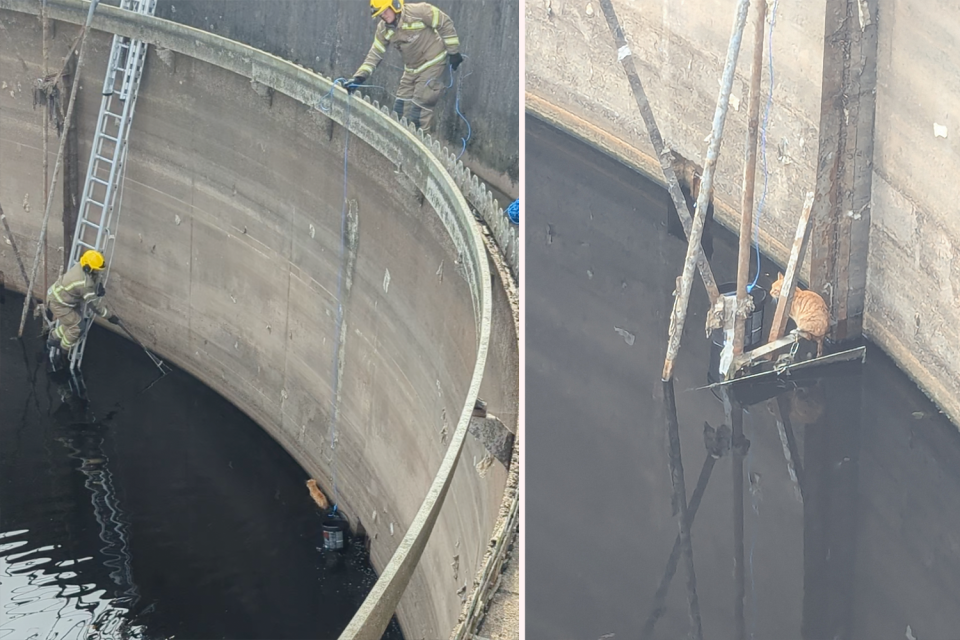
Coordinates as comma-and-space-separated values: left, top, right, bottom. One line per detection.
769, 272, 830, 357
306, 479, 329, 510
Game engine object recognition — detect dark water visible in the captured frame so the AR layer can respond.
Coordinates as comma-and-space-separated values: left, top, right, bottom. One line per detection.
0, 290, 402, 640
526, 116, 960, 640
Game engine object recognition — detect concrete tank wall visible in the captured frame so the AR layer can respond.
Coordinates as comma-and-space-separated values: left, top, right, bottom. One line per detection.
0, 4, 517, 638
153, 0, 520, 198
525, 0, 960, 427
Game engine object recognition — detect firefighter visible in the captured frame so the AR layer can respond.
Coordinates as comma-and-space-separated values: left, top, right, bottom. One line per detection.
348, 0, 463, 133
45, 249, 120, 354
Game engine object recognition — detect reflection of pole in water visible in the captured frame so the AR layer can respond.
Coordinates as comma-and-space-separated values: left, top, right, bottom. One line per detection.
661, 379, 703, 640
725, 387, 747, 640
640, 433, 717, 640
57, 428, 139, 607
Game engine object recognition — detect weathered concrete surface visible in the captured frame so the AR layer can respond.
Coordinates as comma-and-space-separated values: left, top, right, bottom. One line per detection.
865, 0, 960, 429
526, 0, 960, 427
526, 0, 825, 269
0, 4, 518, 639
155, 0, 520, 198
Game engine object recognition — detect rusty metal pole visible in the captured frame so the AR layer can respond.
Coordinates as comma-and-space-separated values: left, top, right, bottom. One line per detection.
662, 0, 752, 381
18, 0, 100, 337
733, 0, 768, 359
597, 0, 720, 306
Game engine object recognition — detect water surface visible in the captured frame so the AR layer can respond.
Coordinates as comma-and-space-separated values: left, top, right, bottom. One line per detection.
1, 290, 402, 640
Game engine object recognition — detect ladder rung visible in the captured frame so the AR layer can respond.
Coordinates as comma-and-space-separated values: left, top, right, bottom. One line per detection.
80, 219, 102, 228
86, 199, 105, 208
91, 177, 110, 186
77, 240, 96, 250
99, 134, 119, 143
94, 154, 114, 163
103, 111, 122, 120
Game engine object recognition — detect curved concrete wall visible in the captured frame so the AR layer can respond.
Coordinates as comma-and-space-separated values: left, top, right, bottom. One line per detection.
154, 0, 520, 198
0, 3, 518, 638
526, 0, 960, 427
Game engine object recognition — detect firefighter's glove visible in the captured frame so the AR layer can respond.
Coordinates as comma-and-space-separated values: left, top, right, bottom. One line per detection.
96, 282, 106, 297
346, 76, 365, 94
448, 52, 463, 71
108, 315, 121, 325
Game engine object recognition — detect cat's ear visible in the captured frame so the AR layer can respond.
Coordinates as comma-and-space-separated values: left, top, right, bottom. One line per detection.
778, 271, 783, 279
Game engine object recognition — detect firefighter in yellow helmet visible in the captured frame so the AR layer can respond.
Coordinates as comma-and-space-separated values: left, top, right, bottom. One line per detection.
348, 0, 463, 133
45, 250, 120, 353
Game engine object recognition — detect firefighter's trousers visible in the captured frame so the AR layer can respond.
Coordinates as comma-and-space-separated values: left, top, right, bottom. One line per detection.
393, 63, 447, 133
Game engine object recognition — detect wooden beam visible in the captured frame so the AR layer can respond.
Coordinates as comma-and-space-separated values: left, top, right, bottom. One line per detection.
768, 192, 815, 342
661, 0, 752, 381
597, 0, 720, 306
809, 0, 878, 340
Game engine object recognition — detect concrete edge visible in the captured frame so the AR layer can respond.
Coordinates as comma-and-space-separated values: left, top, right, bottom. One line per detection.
451, 227, 519, 640
427, 136, 519, 280
524, 91, 794, 275
0, 2, 498, 638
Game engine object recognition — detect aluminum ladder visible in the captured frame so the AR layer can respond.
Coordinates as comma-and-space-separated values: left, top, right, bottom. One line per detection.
57, 0, 157, 380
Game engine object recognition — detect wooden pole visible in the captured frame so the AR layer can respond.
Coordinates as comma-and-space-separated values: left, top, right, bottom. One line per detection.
0, 204, 30, 286
597, 0, 720, 306
662, 0, 752, 381
42, 0, 50, 296
62, 52, 80, 272
768, 191, 815, 342
18, 0, 100, 337
733, 0, 768, 358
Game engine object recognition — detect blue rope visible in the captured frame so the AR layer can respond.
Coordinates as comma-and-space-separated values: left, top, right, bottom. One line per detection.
506, 199, 519, 226
453, 63, 472, 160
317, 77, 354, 512
749, 0, 781, 292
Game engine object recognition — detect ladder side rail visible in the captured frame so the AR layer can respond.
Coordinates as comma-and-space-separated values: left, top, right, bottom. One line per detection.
68, 91, 116, 269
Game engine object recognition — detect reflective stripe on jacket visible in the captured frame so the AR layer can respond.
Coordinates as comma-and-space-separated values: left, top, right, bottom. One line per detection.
48, 262, 109, 318
356, 2, 460, 78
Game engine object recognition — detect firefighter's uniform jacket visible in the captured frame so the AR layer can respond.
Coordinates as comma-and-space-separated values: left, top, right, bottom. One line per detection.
46, 261, 110, 350
355, 2, 460, 131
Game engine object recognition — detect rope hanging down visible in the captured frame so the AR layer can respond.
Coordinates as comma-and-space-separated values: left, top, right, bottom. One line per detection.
314, 64, 472, 510
317, 78, 355, 513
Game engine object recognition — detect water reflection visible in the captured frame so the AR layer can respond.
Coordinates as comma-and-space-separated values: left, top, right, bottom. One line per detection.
2, 404, 147, 639
653, 357, 868, 640
1, 291, 402, 640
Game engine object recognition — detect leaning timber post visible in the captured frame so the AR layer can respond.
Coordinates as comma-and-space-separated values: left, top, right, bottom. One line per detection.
18, 0, 100, 337
809, 0, 879, 341
62, 52, 80, 272
597, 0, 720, 306
733, 0, 767, 359
662, 0, 751, 382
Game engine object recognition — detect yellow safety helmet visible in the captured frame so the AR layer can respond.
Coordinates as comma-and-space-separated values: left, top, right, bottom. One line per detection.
370, 0, 402, 18
79, 249, 106, 272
